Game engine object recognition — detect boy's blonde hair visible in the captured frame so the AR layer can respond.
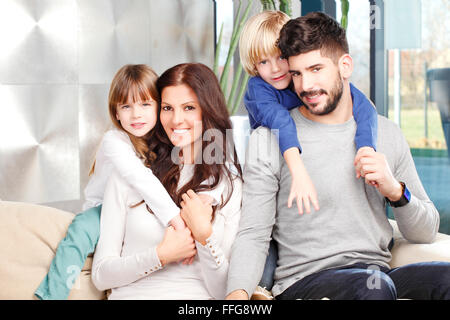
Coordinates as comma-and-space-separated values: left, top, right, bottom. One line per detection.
239, 11, 290, 76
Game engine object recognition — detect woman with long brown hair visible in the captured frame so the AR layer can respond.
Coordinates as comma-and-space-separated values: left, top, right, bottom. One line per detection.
92, 63, 243, 299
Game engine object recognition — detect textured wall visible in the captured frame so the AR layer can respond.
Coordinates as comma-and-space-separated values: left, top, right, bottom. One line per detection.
0, 0, 215, 212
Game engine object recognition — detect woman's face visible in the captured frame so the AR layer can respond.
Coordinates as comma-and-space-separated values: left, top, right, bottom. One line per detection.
160, 84, 203, 152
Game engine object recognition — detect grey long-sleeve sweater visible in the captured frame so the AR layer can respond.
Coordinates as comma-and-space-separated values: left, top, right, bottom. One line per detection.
227, 108, 440, 298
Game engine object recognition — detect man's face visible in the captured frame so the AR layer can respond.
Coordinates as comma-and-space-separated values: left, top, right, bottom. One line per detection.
288, 50, 344, 116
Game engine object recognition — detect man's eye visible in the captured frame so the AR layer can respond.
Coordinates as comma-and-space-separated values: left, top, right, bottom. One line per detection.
290, 72, 300, 77
312, 67, 321, 72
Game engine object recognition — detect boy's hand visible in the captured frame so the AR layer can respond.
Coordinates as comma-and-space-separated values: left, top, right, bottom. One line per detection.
283, 147, 319, 214
288, 168, 320, 214
354, 147, 377, 186
354, 147, 403, 201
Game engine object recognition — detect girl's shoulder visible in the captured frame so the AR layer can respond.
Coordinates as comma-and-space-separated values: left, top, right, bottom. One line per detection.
102, 128, 131, 144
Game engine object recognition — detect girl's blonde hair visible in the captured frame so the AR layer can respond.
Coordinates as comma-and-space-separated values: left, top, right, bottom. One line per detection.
239, 10, 290, 76
89, 64, 159, 175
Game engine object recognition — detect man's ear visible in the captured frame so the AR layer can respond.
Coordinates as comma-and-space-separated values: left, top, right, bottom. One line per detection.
338, 54, 353, 80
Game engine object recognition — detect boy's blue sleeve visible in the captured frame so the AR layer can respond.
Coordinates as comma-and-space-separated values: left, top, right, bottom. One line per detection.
350, 83, 378, 151
244, 77, 302, 155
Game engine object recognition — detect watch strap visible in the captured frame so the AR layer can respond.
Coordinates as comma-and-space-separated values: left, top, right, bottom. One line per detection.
386, 182, 411, 208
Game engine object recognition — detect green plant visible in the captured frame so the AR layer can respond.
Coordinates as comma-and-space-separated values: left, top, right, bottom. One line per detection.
341, 0, 349, 29
214, 0, 253, 115
261, 0, 292, 16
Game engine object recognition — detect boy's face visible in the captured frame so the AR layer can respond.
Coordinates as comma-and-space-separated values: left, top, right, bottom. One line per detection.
255, 53, 292, 90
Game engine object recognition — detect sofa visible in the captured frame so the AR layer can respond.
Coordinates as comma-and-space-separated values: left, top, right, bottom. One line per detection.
1, 200, 450, 300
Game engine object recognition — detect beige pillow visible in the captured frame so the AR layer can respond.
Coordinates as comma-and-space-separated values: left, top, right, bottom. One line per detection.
0, 201, 105, 300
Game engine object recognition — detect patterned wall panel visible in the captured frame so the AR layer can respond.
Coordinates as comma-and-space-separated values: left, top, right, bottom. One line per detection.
0, 85, 79, 203
0, 0, 214, 212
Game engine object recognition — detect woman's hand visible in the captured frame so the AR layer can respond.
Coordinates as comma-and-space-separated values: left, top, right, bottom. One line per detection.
180, 189, 213, 245
156, 226, 196, 266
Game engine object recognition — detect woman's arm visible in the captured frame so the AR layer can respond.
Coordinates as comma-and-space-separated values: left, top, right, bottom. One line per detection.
181, 178, 243, 299
102, 130, 180, 226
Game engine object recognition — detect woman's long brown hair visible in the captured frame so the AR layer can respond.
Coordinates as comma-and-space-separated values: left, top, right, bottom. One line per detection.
149, 63, 242, 213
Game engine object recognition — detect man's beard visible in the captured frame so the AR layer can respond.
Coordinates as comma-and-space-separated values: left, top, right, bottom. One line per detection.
299, 74, 344, 116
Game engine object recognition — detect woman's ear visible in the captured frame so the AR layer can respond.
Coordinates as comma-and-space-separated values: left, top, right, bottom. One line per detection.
338, 54, 353, 80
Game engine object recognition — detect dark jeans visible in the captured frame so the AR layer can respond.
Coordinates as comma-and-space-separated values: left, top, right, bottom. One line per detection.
277, 261, 450, 300
259, 240, 278, 290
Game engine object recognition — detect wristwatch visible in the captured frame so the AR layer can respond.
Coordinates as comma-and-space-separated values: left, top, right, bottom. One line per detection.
386, 182, 411, 208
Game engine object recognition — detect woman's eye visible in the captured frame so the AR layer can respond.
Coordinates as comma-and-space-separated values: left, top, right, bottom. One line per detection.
120, 105, 130, 109
259, 60, 267, 65
185, 105, 195, 111
162, 105, 171, 111
291, 72, 300, 77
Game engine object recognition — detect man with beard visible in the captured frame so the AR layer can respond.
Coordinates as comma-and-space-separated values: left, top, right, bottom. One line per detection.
226, 12, 450, 300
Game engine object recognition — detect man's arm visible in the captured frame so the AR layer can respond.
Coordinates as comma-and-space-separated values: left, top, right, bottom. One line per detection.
354, 120, 439, 243
226, 128, 281, 299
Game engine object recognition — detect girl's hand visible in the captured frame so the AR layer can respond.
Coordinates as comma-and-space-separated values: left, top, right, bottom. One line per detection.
156, 226, 196, 266
169, 213, 186, 230
287, 166, 320, 215
180, 190, 213, 245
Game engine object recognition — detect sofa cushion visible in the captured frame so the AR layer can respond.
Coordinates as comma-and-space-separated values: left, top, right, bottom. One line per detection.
0, 201, 105, 300
389, 219, 450, 268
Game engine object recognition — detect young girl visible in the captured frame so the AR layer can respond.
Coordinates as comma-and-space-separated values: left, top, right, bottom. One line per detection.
35, 64, 187, 300
91, 63, 243, 299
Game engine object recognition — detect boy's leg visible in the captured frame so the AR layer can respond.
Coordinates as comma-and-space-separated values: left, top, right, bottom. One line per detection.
258, 240, 278, 290
34, 205, 101, 300
387, 261, 450, 300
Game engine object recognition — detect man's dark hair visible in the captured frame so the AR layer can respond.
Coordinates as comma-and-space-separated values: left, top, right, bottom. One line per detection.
278, 12, 349, 64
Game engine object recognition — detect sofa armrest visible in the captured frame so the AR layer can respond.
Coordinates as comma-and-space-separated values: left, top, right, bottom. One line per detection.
389, 219, 450, 268
0, 201, 106, 300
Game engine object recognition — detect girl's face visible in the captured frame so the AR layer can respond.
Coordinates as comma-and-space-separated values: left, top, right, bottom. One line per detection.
115, 97, 158, 137
160, 84, 203, 152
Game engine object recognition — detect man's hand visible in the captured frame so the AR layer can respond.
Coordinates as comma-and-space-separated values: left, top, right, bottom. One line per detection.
225, 289, 249, 300
354, 147, 403, 201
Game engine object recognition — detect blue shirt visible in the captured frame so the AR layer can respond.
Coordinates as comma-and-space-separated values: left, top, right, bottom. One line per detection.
244, 76, 378, 154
